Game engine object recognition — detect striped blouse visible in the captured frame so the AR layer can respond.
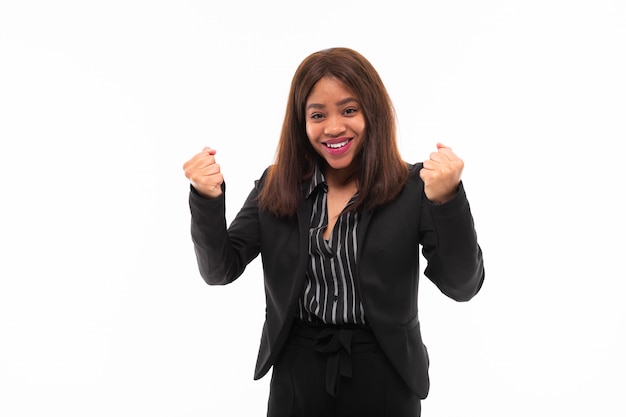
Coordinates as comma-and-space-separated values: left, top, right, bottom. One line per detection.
297, 167, 366, 325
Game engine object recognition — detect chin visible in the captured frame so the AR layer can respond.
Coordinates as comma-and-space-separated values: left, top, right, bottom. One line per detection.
325, 158, 356, 172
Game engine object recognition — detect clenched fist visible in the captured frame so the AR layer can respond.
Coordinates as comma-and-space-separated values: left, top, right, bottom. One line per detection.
420, 143, 464, 204
182, 147, 224, 199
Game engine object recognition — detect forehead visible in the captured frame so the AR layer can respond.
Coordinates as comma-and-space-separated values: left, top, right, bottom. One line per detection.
306, 76, 357, 103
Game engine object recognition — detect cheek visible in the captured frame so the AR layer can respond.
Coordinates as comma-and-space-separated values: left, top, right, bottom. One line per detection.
305, 123, 317, 143
356, 117, 366, 136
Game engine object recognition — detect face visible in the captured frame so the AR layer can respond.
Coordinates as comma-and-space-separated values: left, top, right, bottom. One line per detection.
305, 76, 366, 179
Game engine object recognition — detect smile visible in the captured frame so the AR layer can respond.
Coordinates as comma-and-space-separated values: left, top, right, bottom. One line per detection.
321, 138, 354, 156
324, 139, 351, 149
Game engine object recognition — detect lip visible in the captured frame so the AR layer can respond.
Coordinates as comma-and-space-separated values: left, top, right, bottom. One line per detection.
322, 137, 353, 156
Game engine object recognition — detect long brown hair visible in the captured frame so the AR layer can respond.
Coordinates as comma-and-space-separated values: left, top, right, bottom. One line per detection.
258, 47, 408, 217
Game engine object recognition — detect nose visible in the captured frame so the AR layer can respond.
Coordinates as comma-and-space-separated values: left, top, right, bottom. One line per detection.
324, 115, 346, 137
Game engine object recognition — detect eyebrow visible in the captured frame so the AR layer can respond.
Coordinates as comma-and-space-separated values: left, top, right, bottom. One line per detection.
306, 97, 359, 111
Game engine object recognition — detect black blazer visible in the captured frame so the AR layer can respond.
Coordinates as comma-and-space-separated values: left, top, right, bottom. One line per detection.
189, 162, 484, 399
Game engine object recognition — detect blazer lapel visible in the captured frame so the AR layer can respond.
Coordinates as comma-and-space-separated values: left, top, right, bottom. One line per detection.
291, 197, 313, 301
357, 208, 373, 252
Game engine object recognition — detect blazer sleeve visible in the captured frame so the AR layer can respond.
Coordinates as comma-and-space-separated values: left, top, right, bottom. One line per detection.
420, 181, 485, 301
188, 179, 262, 286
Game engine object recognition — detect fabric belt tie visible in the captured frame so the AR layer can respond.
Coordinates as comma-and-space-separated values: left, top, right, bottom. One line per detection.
313, 328, 354, 397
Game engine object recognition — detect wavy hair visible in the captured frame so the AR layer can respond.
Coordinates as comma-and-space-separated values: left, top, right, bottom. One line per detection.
258, 47, 408, 217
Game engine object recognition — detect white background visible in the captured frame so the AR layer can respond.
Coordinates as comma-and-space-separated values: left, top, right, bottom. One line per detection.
1, 0, 625, 415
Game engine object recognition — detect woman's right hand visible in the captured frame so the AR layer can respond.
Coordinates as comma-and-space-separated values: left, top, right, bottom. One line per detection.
182, 147, 224, 198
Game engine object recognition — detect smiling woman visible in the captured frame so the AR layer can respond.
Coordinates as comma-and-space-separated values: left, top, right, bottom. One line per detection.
258, 48, 409, 218
182, 47, 485, 417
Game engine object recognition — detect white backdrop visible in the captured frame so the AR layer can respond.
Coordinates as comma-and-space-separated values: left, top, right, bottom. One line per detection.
1, 1, 625, 416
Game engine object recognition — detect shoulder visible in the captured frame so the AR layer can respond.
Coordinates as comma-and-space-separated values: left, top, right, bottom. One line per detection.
405, 161, 424, 184
375, 161, 424, 209
254, 165, 274, 189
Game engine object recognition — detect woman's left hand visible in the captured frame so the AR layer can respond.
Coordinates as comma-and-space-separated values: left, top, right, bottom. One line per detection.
420, 143, 464, 204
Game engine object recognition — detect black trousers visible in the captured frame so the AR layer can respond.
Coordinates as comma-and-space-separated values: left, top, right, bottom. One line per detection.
267, 320, 421, 417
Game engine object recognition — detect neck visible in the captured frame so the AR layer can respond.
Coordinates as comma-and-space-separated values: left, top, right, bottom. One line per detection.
322, 163, 358, 190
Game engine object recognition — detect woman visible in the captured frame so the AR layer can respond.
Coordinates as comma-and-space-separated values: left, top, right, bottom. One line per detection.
183, 47, 484, 416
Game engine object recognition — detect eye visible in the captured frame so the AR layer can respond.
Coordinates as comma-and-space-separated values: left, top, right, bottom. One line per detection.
343, 107, 358, 116
309, 112, 324, 120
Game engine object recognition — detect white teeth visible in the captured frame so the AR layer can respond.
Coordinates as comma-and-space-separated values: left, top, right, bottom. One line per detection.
326, 140, 349, 149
